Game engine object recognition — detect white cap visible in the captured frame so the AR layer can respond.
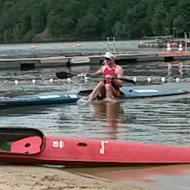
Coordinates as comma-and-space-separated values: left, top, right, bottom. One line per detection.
104, 52, 116, 59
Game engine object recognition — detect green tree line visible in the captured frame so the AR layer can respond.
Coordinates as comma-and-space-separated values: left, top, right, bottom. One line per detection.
0, 0, 190, 43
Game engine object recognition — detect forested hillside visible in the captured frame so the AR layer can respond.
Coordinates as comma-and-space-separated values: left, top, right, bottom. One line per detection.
0, 0, 189, 43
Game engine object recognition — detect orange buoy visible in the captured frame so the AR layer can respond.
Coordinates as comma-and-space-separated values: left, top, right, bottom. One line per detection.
76, 41, 81, 47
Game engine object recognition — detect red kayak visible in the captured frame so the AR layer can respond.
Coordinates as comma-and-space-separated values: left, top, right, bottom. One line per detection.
1, 127, 190, 167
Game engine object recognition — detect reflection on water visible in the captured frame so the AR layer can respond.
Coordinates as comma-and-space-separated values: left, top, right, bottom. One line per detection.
67, 164, 190, 190
168, 61, 184, 77
91, 102, 124, 140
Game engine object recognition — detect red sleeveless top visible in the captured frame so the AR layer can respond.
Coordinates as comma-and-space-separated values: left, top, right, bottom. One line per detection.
103, 64, 117, 84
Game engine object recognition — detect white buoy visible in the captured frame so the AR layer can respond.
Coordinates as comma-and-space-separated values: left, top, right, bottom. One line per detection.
84, 76, 88, 83
32, 79, 36, 84
133, 77, 137, 83
50, 78, 53, 83
161, 77, 165, 83
147, 77, 151, 83
15, 80, 18, 85
67, 78, 71, 82
176, 78, 180, 83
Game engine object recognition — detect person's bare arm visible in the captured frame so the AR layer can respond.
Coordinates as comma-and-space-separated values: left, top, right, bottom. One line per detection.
81, 66, 105, 76
112, 66, 124, 87
88, 69, 102, 76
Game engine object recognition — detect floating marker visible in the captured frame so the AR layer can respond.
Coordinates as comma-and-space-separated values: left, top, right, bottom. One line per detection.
2, 76, 190, 86
32, 79, 36, 84
84, 77, 88, 83
147, 77, 151, 83
161, 77, 165, 83
15, 80, 18, 85
141, 78, 144, 82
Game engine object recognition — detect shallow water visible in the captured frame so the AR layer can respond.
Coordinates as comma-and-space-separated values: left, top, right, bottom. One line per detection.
67, 164, 190, 190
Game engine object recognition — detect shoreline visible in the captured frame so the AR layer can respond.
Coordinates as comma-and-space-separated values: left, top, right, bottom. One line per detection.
1, 164, 190, 190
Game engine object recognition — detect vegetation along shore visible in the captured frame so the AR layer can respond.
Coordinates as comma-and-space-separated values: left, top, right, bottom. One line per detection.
0, 0, 189, 44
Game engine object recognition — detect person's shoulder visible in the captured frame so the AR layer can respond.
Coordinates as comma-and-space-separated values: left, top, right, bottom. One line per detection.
101, 65, 107, 70
99, 65, 106, 72
102, 65, 107, 68
116, 64, 123, 70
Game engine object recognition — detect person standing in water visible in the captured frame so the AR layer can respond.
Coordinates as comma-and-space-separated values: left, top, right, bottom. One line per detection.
83, 52, 124, 101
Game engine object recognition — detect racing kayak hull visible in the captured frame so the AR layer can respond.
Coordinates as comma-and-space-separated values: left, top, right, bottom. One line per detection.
0, 86, 187, 109
1, 127, 190, 167
0, 93, 79, 109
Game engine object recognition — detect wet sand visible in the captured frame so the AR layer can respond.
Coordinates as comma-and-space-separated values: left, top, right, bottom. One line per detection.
1, 164, 190, 190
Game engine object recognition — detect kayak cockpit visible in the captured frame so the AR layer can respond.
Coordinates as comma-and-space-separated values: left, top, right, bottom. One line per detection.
0, 128, 44, 155
77, 89, 125, 99
78, 89, 92, 97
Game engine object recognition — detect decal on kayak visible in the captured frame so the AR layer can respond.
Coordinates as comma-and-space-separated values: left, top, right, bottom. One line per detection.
39, 95, 61, 99
100, 140, 108, 155
52, 140, 64, 149
134, 89, 159, 93
69, 94, 78, 99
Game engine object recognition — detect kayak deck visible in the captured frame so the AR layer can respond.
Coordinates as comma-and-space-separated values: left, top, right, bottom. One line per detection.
78, 86, 188, 99
119, 86, 188, 98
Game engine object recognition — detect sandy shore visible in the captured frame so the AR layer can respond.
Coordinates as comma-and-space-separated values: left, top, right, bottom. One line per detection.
0, 165, 145, 190
1, 164, 190, 190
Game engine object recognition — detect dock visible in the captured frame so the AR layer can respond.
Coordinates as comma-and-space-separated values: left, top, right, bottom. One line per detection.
0, 51, 190, 70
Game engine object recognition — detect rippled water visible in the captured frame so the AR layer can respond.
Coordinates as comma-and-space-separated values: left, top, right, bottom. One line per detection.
1, 59, 190, 146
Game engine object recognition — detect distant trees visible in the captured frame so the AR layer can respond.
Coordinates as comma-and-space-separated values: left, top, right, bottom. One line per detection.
0, 0, 190, 43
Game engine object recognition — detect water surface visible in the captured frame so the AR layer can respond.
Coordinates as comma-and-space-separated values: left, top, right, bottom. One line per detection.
1, 60, 190, 146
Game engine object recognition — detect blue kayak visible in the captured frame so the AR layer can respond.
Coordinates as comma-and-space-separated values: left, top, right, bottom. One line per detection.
119, 86, 188, 98
0, 93, 79, 109
0, 86, 188, 109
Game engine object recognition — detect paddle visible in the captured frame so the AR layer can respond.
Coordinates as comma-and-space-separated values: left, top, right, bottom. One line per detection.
56, 71, 136, 85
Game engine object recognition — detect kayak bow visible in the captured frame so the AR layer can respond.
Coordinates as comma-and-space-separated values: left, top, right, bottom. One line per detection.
1, 127, 190, 167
